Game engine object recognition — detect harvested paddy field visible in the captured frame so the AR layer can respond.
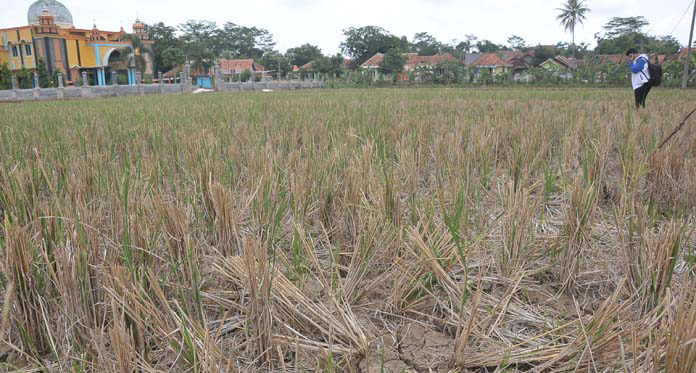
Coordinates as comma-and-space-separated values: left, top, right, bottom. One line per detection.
1, 87, 696, 372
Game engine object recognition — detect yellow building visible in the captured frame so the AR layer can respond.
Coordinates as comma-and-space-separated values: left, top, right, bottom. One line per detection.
0, 0, 153, 86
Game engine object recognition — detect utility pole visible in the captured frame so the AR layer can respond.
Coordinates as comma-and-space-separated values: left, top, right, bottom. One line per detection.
682, 0, 696, 88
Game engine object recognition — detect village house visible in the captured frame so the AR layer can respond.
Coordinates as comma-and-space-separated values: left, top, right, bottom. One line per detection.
163, 59, 267, 88
218, 58, 267, 81
163, 64, 214, 88
298, 58, 351, 72
468, 53, 512, 79
359, 52, 457, 80
360, 52, 457, 71
540, 56, 579, 79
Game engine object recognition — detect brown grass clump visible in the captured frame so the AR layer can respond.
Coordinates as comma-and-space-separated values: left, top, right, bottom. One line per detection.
0, 87, 695, 371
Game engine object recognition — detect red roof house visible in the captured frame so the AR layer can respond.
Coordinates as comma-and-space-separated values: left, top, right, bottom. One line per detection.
360, 52, 458, 70
218, 59, 266, 74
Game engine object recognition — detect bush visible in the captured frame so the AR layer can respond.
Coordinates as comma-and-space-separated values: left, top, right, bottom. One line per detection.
18, 67, 32, 89
117, 73, 129, 85
0, 63, 12, 90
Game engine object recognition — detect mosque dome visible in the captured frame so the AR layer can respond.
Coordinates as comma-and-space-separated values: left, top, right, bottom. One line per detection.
28, 0, 74, 28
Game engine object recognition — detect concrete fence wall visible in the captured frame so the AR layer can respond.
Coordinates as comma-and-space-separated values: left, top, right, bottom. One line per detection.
0, 79, 324, 102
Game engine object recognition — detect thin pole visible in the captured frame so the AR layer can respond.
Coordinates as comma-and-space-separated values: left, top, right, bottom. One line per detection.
682, 0, 696, 88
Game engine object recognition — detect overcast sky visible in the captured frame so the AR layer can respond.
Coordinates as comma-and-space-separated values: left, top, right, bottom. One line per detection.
1, 0, 693, 55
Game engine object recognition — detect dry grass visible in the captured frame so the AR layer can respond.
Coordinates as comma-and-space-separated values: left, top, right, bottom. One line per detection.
1, 87, 696, 371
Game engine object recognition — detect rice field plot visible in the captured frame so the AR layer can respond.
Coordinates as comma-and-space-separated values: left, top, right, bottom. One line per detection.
1, 87, 696, 372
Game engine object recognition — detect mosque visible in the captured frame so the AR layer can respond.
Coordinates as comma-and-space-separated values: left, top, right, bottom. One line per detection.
0, 0, 154, 85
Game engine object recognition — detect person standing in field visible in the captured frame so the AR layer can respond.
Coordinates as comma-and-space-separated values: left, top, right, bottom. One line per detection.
626, 48, 651, 109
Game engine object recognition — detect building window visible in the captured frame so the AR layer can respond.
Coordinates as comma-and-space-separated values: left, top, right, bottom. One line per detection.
25, 45, 32, 56
11, 46, 18, 57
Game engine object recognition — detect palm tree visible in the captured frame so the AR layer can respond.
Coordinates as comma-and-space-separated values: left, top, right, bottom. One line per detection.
556, 0, 590, 57
121, 33, 152, 79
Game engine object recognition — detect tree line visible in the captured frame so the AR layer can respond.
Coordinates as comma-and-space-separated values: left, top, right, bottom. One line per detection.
0, 0, 687, 88
141, 11, 682, 79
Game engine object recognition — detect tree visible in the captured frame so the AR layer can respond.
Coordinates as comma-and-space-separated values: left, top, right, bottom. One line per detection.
0, 63, 12, 90
507, 35, 527, 51
556, 0, 590, 57
340, 26, 408, 65
36, 57, 50, 87
378, 48, 405, 75
240, 69, 252, 82
433, 60, 465, 84
147, 22, 182, 73
313, 53, 346, 77
532, 44, 555, 66
412, 32, 443, 55
18, 67, 31, 89
179, 20, 217, 45
215, 22, 275, 59
121, 33, 153, 75
259, 51, 291, 78
50, 68, 60, 87
647, 35, 681, 55
595, 17, 681, 55
595, 32, 650, 54
178, 20, 217, 72
285, 43, 322, 67
603, 16, 649, 38
476, 40, 503, 53
160, 46, 186, 72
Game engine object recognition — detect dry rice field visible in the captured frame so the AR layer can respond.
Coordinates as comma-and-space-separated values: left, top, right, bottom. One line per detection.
1, 87, 696, 372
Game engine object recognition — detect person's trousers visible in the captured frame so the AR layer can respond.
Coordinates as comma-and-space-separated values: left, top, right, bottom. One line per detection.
634, 82, 653, 108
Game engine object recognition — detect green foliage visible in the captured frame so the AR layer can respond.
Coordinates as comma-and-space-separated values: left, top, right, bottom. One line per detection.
476, 39, 503, 53
50, 69, 60, 87
36, 58, 51, 88
455, 34, 478, 54
412, 32, 443, 56
240, 69, 252, 82
507, 35, 527, 51
432, 61, 465, 84
215, 22, 275, 59
259, 51, 291, 78
648, 36, 682, 55
340, 26, 409, 65
596, 32, 650, 55
378, 48, 406, 75
121, 34, 152, 75
555, 41, 590, 57
286, 43, 322, 67
18, 66, 32, 89
311, 53, 346, 77
477, 68, 494, 84
178, 20, 216, 72
557, 0, 590, 34
603, 16, 649, 38
147, 22, 183, 73
556, 0, 590, 56
116, 73, 129, 85
594, 16, 679, 55
532, 45, 555, 66
0, 63, 12, 90
595, 32, 680, 55
160, 47, 186, 73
